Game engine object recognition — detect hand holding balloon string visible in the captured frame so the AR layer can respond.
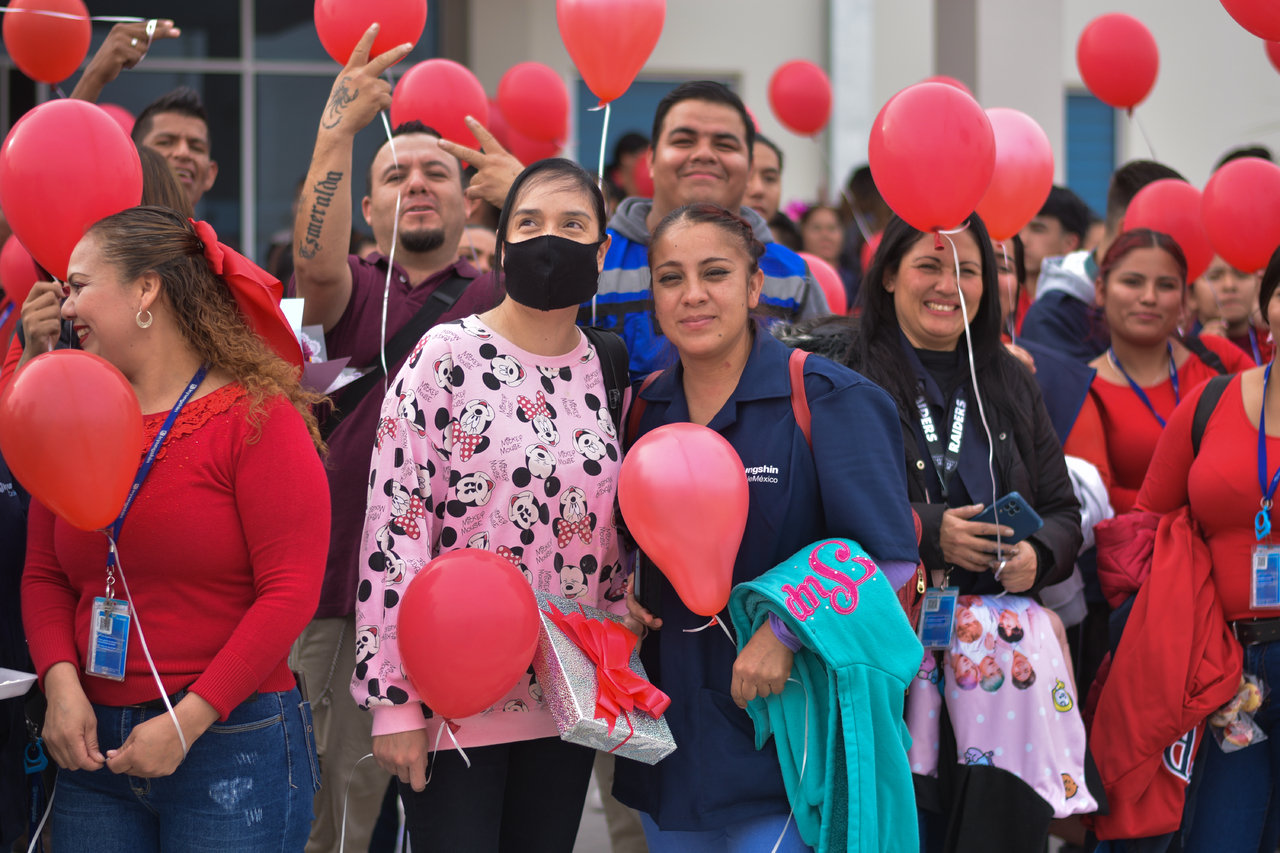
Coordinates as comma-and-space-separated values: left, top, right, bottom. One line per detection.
69, 19, 179, 102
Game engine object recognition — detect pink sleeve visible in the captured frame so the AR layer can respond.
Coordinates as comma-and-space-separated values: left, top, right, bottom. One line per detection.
352, 337, 451, 736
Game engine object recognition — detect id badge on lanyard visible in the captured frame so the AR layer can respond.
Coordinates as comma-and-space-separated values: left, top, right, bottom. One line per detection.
83, 363, 208, 680
918, 587, 959, 649
1254, 362, 1280, 610
86, 597, 131, 681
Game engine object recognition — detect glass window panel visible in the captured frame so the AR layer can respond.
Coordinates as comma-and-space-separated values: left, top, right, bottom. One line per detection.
255, 74, 389, 265
82, 1, 241, 59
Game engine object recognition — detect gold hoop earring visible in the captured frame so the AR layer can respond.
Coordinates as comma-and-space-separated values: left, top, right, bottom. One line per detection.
136, 310, 153, 329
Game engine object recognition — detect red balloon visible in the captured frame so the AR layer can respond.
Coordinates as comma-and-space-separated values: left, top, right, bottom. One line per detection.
1123, 179, 1214, 283
0, 236, 39, 308
2, 0, 90, 85
975, 108, 1055, 241
799, 252, 847, 315
632, 150, 655, 198
868, 82, 996, 234
618, 424, 748, 617
498, 63, 569, 144
768, 60, 832, 137
314, 0, 426, 65
557, 0, 665, 106
1222, 0, 1280, 41
1201, 157, 1280, 273
0, 99, 143, 282
922, 75, 975, 99
1266, 41, 1280, 74
0, 350, 141, 531
396, 550, 540, 720
1076, 13, 1159, 111
390, 59, 489, 153
97, 103, 135, 136
486, 100, 561, 166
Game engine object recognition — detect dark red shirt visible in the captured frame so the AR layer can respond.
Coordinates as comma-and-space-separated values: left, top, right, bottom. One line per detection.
288, 253, 501, 618
22, 386, 329, 716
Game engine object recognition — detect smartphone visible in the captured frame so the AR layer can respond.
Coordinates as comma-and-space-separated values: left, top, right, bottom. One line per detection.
633, 551, 664, 619
973, 492, 1044, 545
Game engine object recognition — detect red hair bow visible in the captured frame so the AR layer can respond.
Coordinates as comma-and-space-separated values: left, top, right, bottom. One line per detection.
190, 219, 303, 368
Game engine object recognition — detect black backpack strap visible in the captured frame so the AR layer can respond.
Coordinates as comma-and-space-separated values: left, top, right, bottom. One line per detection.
1184, 335, 1228, 375
581, 326, 629, 435
1192, 374, 1232, 457
321, 272, 473, 441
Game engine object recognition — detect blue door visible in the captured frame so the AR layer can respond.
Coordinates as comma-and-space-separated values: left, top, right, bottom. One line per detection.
1065, 92, 1115, 217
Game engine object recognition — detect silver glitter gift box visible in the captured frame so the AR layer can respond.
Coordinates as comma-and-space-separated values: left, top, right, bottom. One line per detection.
532, 591, 676, 765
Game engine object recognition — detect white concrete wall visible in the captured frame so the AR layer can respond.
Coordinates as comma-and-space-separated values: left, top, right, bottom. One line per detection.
976, 0, 1066, 182
1062, 0, 1280, 187
469, 0, 829, 207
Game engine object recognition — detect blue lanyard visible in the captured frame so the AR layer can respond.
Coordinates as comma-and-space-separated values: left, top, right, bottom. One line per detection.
1250, 326, 1263, 366
1109, 342, 1179, 429
0, 303, 13, 329
1259, 362, 1280, 540
106, 364, 209, 565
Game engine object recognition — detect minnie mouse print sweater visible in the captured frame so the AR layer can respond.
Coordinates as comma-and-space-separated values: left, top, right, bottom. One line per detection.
352, 316, 629, 747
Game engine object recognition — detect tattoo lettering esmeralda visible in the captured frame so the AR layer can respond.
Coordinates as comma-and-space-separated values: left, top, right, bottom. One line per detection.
322, 76, 358, 130
297, 171, 343, 260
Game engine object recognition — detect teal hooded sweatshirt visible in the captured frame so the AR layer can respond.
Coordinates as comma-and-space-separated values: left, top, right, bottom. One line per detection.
728, 539, 922, 853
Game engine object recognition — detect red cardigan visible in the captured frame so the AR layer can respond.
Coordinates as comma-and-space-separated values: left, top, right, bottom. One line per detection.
1063, 335, 1252, 515
21, 384, 329, 718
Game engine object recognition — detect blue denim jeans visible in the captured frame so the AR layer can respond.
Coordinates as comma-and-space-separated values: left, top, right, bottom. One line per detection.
639, 811, 813, 853
1186, 640, 1280, 853
51, 687, 319, 853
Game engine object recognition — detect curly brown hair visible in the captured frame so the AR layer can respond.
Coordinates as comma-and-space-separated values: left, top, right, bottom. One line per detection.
87, 206, 325, 451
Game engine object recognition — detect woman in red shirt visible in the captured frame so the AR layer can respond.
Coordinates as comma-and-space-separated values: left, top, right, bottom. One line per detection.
1063, 229, 1253, 514
1136, 245, 1280, 851
21, 206, 329, 851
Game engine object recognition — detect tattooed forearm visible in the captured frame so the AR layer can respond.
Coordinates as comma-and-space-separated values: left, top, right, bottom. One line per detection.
297, 171, 343, 260
322, 76, 358, 130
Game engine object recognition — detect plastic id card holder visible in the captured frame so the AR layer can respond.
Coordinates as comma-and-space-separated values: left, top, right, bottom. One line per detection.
918, 587, 959, 649
86, 597, 130, 681
1253, 547, 1280, 610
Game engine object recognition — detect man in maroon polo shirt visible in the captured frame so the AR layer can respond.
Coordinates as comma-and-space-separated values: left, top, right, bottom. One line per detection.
288, 28, 500, 853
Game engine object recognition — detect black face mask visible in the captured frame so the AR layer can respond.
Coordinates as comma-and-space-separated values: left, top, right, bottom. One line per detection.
501, 234, 604, 311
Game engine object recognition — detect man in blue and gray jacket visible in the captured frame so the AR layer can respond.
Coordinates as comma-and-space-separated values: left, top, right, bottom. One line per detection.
447, 80, 830, 379
586, 81, 829, 376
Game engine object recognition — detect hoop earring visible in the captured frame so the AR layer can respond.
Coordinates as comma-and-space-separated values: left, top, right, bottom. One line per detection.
136, 310, 153, 329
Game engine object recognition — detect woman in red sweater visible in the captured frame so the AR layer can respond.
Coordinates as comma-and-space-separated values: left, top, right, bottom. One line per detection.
1135, 245, 1280, 851
1063, 229, 1252, 514
21, 206, 329, 851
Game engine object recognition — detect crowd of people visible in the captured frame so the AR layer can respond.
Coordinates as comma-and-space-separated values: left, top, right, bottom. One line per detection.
4, 18, 1280, 853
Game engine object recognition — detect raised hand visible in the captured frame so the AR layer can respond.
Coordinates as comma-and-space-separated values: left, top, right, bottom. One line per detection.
320, 24, 414, 137
71, 20, 181, 102
438, 117, 525, 209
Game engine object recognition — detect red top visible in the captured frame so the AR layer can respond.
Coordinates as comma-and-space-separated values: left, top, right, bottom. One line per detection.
21, 384, 330, 718
1063, 335, 1252, 514
999, 289, 1032, 344
1136, 373, 1280, 621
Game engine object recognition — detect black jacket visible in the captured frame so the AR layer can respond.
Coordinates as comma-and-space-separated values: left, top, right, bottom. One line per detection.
873, 354, 1080, 594
782, 323, 1081, 595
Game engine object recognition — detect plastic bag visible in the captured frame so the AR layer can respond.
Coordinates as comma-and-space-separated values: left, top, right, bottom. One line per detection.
1209, 673, 1268, 753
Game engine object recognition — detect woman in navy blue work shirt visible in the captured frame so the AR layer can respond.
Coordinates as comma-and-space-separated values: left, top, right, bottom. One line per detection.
614, 203, 919, 852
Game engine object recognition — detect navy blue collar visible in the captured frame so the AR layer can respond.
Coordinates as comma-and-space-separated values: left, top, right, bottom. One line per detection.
638, 333, 799, 430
